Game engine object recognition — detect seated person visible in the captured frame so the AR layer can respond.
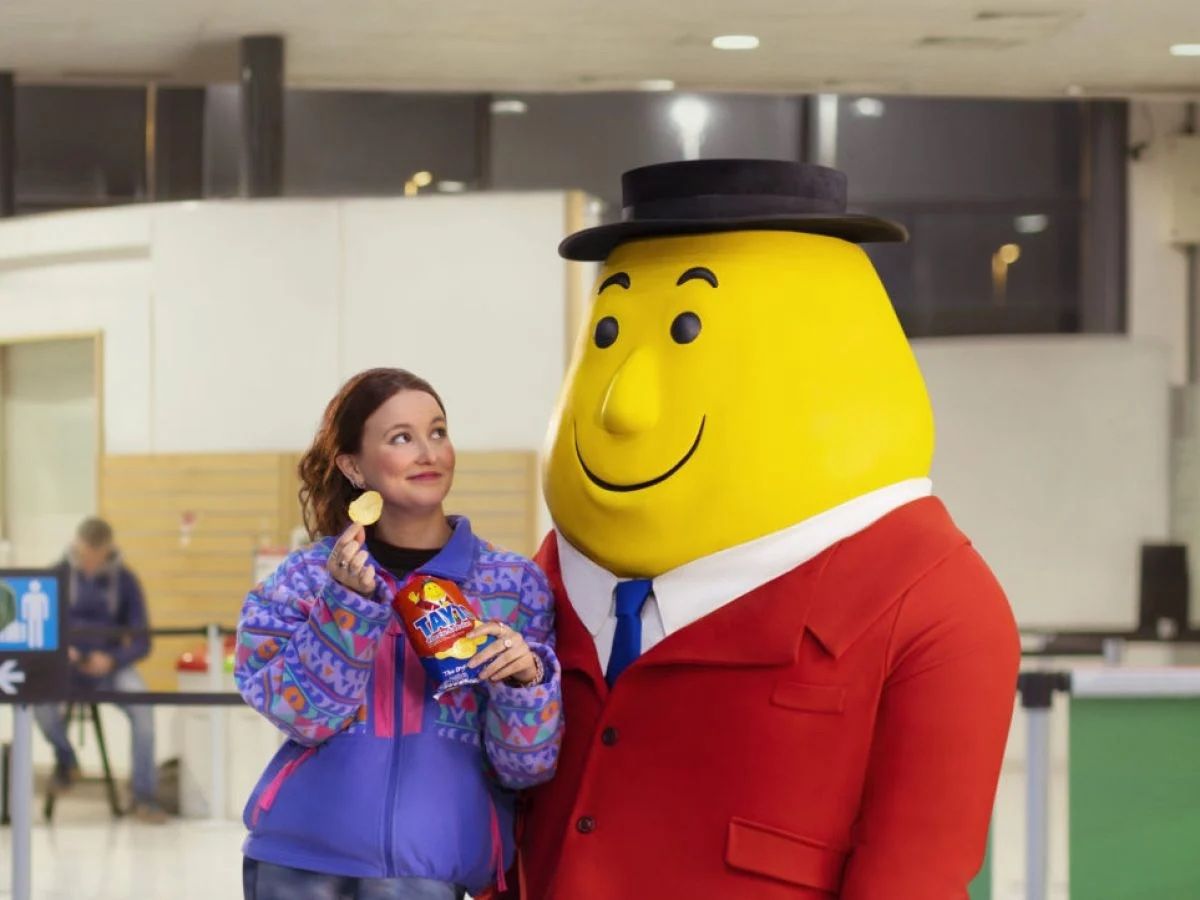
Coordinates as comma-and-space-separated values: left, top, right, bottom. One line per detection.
34, 516, 166, 823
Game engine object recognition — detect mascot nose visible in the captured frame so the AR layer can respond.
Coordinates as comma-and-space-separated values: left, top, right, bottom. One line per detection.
599, 348, 662, 436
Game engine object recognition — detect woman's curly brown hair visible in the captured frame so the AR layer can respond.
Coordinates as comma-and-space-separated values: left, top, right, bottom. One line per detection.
298, 368, 445, 539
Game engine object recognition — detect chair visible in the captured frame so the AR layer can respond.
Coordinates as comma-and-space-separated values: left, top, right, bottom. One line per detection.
43, 702, 123, 821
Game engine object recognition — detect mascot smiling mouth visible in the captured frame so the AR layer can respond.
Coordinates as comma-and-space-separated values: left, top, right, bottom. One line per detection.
574, 417, 706, 493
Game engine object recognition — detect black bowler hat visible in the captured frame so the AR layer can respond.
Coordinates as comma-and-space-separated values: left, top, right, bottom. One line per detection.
559, 158, 906, 261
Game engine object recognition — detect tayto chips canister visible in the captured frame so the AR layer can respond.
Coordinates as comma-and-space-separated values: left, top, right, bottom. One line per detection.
393, 574, 494, 698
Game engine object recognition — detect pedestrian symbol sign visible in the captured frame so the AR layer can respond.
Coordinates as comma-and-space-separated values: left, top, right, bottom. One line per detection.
0, 568, 68, 704
0, 576, 59, 651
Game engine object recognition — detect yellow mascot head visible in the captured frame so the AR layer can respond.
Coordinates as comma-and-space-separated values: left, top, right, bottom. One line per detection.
545, 159, 934, 577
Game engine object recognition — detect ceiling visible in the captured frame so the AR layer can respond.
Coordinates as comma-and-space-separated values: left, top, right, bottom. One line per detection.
1, 0, 1198, 99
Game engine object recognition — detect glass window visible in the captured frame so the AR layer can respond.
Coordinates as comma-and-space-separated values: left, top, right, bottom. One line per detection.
834, 96, 1091, 336
489, 92, 803, 220
15, 86, 146, 212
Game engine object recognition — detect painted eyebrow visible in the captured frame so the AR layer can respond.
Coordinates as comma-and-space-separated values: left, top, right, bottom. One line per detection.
598, 272, 631, 293
677, 267, 718, 288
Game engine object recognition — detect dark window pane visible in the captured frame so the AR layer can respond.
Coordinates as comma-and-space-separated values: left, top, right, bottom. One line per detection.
284, 91, 481, 196
490, 93, 803, 219
203, 88, 482, 197
15, 86, 146, 211
838, 96, 1082, 205
867, 208, 1081, 336
203, 85, 240, 197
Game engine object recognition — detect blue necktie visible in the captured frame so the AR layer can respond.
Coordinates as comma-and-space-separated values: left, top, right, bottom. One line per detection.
606, 579, 653, 687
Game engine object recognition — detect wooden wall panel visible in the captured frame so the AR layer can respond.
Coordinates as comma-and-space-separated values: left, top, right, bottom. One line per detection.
101, 453, 303, 689
101, 450, 538, 689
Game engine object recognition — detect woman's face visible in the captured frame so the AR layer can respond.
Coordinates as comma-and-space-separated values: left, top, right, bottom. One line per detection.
344, 390, 456, 514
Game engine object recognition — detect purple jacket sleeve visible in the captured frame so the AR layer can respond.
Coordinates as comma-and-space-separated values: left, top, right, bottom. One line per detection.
481, 561, 564, 790
234, 543, 394, 745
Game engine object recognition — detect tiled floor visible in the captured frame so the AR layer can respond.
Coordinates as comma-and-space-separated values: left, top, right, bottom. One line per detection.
0, 798, 245, 900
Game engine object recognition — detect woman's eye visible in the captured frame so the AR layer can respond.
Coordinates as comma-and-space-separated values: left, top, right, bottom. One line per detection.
432, 428, 448, 439
390, 433, 411, 445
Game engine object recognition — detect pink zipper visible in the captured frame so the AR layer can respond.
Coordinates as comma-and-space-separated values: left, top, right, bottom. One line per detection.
373, 621, 401, 738
251, 746, 316, 826
401, 636, 426, 735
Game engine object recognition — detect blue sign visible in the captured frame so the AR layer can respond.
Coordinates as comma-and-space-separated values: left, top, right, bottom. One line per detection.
0, 575, 59, 652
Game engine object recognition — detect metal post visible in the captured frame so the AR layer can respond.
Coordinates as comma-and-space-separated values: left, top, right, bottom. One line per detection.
10, 704, 33, 900
1025, 706, 1050, 900
1017, 672, 1069, 900
1101, 637, 1125, 666
207, 623, 226, 820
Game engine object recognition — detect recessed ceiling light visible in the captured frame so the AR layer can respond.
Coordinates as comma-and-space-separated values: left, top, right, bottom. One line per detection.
1014, 214, 1049, 234
669, 97, 710, 132
1170, 43, 1200, 57
712, 35, 760, 51
437, 181, 467, 193
412, 171, 433, 188
638, 79, 676, 92
851, 97, 885, 118
490, 99, 528, 115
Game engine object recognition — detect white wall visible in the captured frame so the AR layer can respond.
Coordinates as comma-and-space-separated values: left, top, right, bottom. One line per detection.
149, 201, 344, 452
0, 206, 153, 454
1128, 101, 1192, 386
339, 195, 568, 450
2, 339, 97, 565
917, 336, 1171, 630
0, 193, 575, 456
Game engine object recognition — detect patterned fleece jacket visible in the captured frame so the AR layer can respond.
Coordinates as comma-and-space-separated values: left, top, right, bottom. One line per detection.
235, 516, 563, 895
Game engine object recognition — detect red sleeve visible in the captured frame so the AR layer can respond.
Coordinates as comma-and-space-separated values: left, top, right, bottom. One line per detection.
840, 544, 1021, 900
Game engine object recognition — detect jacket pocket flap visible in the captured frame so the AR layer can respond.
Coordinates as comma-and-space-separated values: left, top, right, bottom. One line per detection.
726, 818, 848, 892
771, 681, 846, 714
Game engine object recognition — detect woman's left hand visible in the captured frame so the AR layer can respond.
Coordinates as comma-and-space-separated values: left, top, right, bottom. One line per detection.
467, 621, 541, 687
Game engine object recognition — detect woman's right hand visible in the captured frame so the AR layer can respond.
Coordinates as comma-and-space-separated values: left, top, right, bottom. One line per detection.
326, 523, 377, 597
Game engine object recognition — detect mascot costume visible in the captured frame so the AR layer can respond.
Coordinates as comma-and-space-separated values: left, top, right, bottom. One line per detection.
515, 159, 1020, 899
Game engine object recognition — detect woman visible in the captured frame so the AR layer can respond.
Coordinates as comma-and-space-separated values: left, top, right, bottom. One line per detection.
235, 368, 562, 900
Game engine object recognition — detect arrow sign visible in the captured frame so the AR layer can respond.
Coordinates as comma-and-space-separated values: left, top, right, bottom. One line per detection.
0, 658, 27, 695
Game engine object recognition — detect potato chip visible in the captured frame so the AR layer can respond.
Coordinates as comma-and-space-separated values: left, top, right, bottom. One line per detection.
348, 490, 383, 525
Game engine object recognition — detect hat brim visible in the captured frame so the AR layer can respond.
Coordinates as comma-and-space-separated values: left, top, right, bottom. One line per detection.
559, 213, 907, 261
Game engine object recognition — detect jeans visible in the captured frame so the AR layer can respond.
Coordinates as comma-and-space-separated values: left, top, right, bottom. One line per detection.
33, 666, 158, 805
243, 859, 467, 900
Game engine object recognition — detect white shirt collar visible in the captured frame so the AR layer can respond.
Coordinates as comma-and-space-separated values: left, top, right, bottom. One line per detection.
558, 478, 933, 638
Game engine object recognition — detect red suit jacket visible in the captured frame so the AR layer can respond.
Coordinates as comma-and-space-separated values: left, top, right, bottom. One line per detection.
513, 497, 1020, 899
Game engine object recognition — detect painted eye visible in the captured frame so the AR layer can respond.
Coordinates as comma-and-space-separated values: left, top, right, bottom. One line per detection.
594, 316, 619, 349
671, 312, 702, 344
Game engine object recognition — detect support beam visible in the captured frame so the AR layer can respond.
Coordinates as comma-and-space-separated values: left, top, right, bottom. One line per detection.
0, 73, 15, 217
239, 35, 285, 198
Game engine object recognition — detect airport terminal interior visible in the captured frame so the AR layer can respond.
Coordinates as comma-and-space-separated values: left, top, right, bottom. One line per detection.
1, 2, 1200, 898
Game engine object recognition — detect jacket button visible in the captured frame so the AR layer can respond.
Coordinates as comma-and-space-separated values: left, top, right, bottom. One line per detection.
576, 815, 596, 834
601, 727, 619, 746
